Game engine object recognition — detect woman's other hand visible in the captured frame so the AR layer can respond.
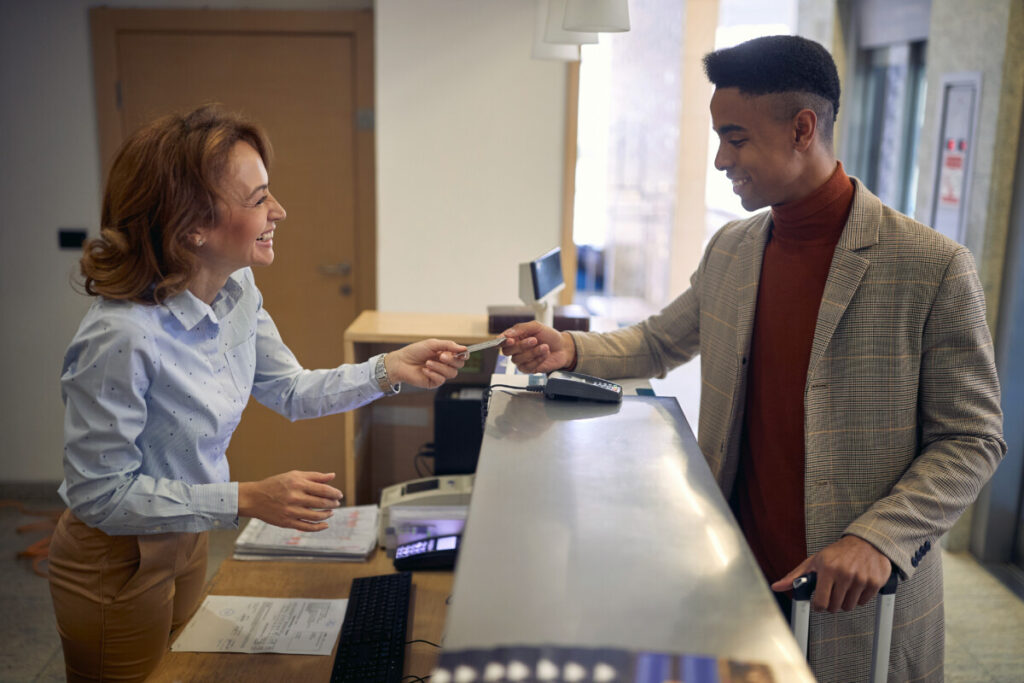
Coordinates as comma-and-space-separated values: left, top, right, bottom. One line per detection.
386, 339, 467, 389
238, 470, 343, 532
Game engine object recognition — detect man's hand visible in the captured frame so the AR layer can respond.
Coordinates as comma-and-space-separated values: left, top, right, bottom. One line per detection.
500, 321, 575, 374
772, 535, 893, 612
238, 470, 343, 532
386, 339, 467, 389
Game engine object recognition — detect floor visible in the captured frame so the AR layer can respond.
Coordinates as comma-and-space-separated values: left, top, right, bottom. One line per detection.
2, 485, 1023, 682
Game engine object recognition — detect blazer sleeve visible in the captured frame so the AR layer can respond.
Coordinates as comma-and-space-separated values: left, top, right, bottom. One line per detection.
569, 228, 729, 380
845, 246, 1007, 578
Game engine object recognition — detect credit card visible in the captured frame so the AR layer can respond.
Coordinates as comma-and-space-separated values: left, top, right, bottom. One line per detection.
457, 336, 506, 358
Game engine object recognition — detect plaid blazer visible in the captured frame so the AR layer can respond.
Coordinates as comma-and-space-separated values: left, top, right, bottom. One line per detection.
572, 179, 1006, 682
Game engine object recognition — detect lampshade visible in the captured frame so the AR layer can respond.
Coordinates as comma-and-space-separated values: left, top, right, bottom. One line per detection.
563, 0, 631, 33
533, 3, 581, 60
532, 38, 581, 61
544, 0, 598, 45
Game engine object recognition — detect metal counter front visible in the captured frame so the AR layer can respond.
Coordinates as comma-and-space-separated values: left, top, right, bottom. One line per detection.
443, 391, 815, 681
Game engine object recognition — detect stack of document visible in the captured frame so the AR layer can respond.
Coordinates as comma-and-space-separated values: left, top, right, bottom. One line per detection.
234, 504, 379, 561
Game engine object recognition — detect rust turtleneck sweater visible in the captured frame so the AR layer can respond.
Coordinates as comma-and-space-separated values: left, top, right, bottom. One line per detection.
732, 162, 855, 583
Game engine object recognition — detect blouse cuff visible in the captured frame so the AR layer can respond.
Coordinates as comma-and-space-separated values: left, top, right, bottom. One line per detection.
191, 481, 240, 529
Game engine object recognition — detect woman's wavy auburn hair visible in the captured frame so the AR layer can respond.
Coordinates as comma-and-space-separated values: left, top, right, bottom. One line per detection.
80, 104, 271, 304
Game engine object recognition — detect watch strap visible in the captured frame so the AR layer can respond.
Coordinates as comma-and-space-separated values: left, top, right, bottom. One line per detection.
374, 354, 400, 395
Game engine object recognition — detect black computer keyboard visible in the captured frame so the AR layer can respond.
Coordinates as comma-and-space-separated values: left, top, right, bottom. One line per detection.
330, 572, 412, 683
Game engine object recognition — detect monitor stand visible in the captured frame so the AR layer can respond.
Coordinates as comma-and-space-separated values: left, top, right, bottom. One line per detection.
530, 298, 555, 327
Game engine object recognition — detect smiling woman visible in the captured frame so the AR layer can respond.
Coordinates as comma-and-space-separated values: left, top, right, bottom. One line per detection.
190, 141, 287, 303
81, 106, 272, 304
49, 104, 468, 682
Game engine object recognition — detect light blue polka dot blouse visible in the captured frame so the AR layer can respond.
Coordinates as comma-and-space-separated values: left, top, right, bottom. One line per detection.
59, 267, 386, 535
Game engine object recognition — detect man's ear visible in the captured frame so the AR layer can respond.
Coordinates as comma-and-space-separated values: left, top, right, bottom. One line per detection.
793, 109, 818, 151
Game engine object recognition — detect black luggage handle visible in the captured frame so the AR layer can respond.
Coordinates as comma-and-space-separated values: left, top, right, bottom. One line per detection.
790, 564, 900, 683
792, 566, 899, 599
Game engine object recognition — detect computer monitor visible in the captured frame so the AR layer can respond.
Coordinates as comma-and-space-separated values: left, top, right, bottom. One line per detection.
519, 247, 565, 327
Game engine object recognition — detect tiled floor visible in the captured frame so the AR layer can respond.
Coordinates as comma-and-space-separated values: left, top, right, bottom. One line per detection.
943, 552, 1024, 682
2, 485, 1023, 682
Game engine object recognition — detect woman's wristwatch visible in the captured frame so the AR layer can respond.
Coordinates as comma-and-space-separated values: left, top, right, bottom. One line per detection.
374, 353, 401, 395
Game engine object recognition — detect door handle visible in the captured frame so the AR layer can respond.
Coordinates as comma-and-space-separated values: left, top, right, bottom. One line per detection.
318, 262, 352, 276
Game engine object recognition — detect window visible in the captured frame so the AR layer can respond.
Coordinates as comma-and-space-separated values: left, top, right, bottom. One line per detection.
572, 0, 683, 324
571, 0, 797, 326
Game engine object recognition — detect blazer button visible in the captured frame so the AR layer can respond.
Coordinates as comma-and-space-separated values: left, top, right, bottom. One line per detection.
911, 556, 919, 568
924, 540, 932, 552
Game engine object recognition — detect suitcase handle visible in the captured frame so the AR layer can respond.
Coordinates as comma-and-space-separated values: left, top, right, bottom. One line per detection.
792, 566, 899, 599
791, 565, 899, 683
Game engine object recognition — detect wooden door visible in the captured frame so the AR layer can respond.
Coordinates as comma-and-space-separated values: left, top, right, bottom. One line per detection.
91, 9, 376, 485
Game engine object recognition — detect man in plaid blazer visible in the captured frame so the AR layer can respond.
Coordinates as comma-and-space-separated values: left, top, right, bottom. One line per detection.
503, 36, 1005, 682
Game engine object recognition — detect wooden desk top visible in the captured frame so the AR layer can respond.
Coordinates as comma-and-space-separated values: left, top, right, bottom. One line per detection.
343, 310, 492, 345
152, 551, 452, 682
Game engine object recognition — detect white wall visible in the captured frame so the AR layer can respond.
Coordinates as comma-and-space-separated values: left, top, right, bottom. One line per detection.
376, 0, 567, 313
0, 0, 566, 481
1, 1, 105, 482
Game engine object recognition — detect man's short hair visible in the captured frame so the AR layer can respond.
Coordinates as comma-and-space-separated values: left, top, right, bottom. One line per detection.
703, 35, 840, 142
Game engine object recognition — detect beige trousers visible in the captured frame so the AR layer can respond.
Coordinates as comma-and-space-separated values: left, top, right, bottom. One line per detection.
47, 510, 208, 682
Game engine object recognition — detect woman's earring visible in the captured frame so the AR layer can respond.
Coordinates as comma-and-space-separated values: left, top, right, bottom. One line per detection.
195, 236, 206, 247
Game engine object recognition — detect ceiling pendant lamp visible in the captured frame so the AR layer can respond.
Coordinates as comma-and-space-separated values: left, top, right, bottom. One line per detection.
544, 0, 598, 44
532, 0, 581, 61
563, 0, 631, 33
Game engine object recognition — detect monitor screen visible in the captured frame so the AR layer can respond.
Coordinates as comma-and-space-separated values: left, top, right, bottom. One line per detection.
436, 535, 459, 551
530, 248, 564, 300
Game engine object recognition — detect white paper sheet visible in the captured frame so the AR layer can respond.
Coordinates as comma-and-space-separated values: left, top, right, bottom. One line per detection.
171, 595, 347, 655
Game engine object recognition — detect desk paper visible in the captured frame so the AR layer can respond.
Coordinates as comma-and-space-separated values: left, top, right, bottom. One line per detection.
171, 595, 347, 655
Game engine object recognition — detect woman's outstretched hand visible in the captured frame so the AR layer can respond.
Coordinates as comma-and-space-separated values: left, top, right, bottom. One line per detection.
238, 470, 343, 532
386, 339, 467, 389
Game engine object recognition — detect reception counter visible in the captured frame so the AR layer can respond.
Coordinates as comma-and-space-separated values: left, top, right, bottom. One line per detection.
443, 390, 815, 681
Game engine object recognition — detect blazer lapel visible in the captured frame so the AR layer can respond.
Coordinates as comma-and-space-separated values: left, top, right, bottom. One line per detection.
807, 178, 880, 377
734, 213, 772, 360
